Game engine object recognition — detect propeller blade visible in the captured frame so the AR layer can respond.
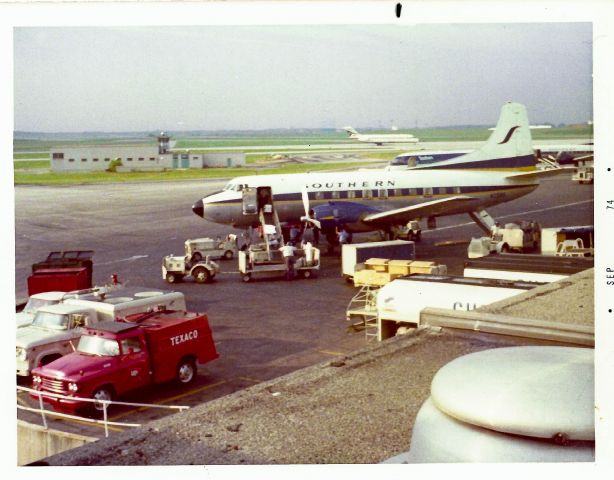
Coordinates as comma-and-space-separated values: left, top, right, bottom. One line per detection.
300, 188, 322, 229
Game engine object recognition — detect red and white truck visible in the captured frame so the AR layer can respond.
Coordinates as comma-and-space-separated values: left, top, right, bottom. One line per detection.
31, 309, 218, 413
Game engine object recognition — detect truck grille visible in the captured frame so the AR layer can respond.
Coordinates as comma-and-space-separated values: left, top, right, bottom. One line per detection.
41, 377, 67, 394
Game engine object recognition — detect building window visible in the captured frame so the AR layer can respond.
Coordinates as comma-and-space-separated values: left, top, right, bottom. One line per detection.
104, 158, 110, 162
81, 158, 87, 162
181, 154, 189, 160
127, 157, 133, 161
68, 158, 75, 162
52, 152, 64, 159
93, 158, 99, 162
173, 154, 178, 160
138, 157, 144, 161
149, 157, 155, 161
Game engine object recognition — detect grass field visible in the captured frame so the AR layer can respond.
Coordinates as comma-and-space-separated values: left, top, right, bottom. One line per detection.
13, 124, 592, 185
13, 162, 376, 185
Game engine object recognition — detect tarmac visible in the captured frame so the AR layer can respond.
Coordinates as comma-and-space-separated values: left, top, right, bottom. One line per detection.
40, 268, 595, 466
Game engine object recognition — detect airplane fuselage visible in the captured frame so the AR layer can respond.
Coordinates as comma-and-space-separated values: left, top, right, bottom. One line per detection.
196, 169, 538, 231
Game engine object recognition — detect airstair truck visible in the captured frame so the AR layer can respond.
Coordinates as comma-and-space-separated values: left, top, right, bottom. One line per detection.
31, 309, 218, 414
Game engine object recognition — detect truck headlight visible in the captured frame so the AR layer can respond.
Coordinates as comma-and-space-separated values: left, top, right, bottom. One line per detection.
16, 347, 26, 360
68, 383, 78, 392
32, 376, 41, 384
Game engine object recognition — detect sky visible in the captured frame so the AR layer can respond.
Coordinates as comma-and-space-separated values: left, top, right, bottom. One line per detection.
13, 22, 593, 133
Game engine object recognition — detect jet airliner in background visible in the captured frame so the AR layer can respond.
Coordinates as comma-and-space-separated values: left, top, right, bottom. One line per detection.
192, 103, 566, 244
343, 126, 419, 145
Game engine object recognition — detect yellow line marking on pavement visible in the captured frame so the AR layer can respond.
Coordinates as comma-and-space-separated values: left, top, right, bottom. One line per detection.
109, 380, 228, 421
237, 377, 262, 384
318, 350, 346, 356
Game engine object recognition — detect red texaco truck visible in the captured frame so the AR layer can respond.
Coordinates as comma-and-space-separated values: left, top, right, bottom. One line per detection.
31, 309, 218, 413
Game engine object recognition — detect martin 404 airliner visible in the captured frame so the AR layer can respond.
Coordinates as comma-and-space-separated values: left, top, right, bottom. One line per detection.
192, 102, 565, 244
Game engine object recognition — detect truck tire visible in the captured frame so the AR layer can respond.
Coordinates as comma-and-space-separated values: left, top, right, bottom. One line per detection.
176, 358, 197, 385
191, 252, 203, 263
166, 272, 178, 284
193, 267, 210, 284
92, 386, 113, 413
223, 250, 234, 260
242, 273, 252, 283
302, 270, 312, 279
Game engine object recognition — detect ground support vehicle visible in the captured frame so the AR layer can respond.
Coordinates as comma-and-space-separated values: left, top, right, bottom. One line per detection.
391, 220, 422, 241
541, 226, 594, 256
27, 250, 94, 296
16, 291, 65, 328
162, 255, 220, 284
238, 244, 320, 282
31, 310, 218, 413
468, 221, 541, 258
464, 253, 594, 283
16, 288, 186, 377
375, 274, 544, 341
185, 235, 239, 262
555, 239, 594, 257
341, 240, 415, 281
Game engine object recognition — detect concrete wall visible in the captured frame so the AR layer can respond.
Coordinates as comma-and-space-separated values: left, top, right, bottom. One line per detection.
51, 146, 162, 172
17, 420, 97, 466
50, 146, 245, 171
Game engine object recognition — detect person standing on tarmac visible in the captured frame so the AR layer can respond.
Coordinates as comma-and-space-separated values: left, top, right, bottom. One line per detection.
280, 242, 297, 280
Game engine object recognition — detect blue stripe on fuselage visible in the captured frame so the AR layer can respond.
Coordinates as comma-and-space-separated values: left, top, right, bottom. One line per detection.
411, 154, 536, 170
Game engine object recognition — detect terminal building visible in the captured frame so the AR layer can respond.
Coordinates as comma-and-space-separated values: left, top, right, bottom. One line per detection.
49, 132, 246, 172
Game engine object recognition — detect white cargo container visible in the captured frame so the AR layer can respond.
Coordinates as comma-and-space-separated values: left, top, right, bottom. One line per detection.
376, 274, 543, 340
341, 240, 415, 280
463, 254, 593, 283
541, 226, 593, 255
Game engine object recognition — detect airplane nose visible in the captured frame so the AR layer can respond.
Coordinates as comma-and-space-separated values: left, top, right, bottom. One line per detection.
192, 199, 204, 218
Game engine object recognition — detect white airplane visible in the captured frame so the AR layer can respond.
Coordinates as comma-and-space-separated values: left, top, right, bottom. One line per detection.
192, 103, 566, 244
343, 126, 419, 145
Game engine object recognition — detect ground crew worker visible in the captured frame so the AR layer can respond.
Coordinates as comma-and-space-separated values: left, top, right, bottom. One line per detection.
280, 242, 297, 280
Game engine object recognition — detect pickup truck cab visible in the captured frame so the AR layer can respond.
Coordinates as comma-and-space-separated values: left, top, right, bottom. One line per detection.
16, 287, 186, 377
16, 291, 66, 328
31, 310, 218, 413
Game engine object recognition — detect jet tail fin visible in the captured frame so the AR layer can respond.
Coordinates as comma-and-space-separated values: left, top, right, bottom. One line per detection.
412, 102, 536, 171
343, 126, 359, 137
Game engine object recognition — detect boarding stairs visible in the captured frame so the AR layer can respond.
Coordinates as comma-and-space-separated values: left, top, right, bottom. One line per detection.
346, 285, 380, 341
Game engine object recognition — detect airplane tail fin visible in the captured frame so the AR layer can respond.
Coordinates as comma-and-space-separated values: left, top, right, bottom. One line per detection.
344, 126, 359, 137
412, 102, 536, 171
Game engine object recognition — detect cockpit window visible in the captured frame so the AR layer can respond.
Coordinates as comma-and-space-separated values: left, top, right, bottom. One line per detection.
223, 183, 244, 192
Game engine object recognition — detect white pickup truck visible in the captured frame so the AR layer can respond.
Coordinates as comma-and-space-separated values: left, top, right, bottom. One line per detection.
16, 291, 66, 328
16, 287, 186, 376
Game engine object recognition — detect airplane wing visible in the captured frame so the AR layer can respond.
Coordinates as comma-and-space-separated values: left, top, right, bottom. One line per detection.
505, 167, 573, 181
362, 196, 476, 226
